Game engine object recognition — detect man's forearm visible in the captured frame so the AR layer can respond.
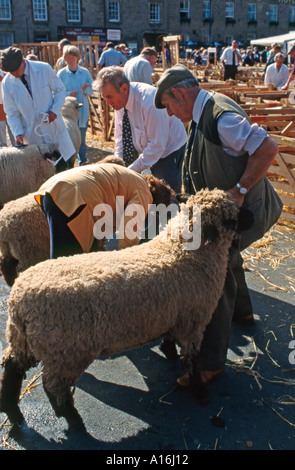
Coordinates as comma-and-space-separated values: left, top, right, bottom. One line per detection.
238, 136, 278, 191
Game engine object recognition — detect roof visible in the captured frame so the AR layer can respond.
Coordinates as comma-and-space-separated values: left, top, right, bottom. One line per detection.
250, 31, 295, 47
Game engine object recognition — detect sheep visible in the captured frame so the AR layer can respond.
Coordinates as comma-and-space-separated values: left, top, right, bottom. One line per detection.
0, 157, 124, 286
0, 193, 49, 286
0, 143, 60, 209
0, 188, 253, 431
61, 96, 82, 168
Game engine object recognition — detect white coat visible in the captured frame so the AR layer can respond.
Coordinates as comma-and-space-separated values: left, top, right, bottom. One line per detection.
2, 59, 75, 161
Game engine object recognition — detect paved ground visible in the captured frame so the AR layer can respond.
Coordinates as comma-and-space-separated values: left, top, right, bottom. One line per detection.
0, 139, 294, 452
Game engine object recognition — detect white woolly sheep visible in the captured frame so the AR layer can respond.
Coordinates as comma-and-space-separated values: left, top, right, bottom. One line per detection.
0, 193, 49, 286
0, 157, 125, 286
0, 143, 60, 209
61, 96, 82, 168
0, 188, 253, 431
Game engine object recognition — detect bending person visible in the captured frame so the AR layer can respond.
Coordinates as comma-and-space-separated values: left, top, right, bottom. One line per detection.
34, 162, 174, 258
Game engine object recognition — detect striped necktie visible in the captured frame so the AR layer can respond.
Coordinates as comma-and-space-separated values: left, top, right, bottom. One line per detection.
122, 108, 138, 166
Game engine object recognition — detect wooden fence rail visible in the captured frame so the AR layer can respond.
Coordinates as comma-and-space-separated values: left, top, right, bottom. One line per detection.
13, 41, 101, 76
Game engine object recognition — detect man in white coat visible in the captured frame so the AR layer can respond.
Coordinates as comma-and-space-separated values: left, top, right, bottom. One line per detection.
0, 46, 75, 171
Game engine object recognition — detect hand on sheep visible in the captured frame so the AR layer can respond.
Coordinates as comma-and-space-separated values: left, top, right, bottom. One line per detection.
69, 91, 78, 97
227, 187, 245, 207
15, 134, 24, 146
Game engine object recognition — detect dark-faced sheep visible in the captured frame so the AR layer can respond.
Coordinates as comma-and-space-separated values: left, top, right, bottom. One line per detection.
0, 143, 60, 208
0, 188, 252, 431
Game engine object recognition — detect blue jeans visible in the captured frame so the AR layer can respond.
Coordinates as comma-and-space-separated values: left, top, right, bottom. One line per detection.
78, 125, 88, 165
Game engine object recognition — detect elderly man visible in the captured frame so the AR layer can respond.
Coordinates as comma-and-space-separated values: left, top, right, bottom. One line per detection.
0, 46, 75, 171
264, 53, 289, 89
154, 64, 282, 390
220, 40, 242, 80
281, 45, 295, 90
94, 66, 187, 192
124, 47, 158, 85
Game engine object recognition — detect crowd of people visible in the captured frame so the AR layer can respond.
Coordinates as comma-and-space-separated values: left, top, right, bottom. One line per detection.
0, 37, 284, 395
190, 40, 295, 90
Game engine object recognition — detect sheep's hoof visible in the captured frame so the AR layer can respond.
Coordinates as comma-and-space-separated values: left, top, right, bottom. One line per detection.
44, 387, 86, 433
0, 403, 24, 426
160, 340, 178, 361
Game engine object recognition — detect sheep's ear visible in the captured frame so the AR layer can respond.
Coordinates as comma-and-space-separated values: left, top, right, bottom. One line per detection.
175, 193, 190, 204
236, 207, 255, 232
203, 224, 219, 244
43, 150, 61, 162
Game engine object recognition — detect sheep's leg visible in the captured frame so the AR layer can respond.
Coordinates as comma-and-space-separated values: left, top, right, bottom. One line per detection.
42, 377, 86, 432
0, 358, 25, 425
0, 255, 19, 286
160, 339, 178, 361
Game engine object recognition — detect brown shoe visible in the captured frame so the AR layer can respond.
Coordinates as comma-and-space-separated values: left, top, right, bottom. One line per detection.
176, 368, 224, 388
232, 313, 254, 325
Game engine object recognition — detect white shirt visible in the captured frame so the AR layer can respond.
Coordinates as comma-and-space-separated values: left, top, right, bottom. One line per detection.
220, 47, 241, 66
124, 55, 153, 85
264, 62, 290, 89
114, 82, 187, 173
192, 89, 267, 157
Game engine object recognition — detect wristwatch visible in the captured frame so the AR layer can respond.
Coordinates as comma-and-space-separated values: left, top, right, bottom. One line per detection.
236, 182, 248, 195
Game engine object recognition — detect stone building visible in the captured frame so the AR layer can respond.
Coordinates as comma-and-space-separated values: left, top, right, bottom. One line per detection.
0, 0, 295, 50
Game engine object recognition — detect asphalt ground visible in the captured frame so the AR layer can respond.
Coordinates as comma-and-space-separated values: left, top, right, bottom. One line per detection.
0, 220, 294, 454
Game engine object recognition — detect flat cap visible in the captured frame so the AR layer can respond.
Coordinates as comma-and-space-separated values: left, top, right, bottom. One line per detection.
0, 46, 23, 72
288, 44, 295, 54
154, 64, 197, 109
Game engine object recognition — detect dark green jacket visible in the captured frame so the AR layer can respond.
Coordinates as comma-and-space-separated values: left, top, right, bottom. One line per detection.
182, 92, 282, 249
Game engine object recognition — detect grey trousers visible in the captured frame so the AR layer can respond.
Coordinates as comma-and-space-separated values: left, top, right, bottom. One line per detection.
196, 241, 253, 371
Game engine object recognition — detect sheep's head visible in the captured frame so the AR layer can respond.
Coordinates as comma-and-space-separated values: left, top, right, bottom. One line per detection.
170, 188, 254, 250
37, 143, 61, 162
62, 96, 83, 123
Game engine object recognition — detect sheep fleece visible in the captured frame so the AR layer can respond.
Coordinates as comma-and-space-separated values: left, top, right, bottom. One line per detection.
4, 189, 239, 398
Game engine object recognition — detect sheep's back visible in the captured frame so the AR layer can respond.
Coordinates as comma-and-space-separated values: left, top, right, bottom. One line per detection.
0, 146, 55, 206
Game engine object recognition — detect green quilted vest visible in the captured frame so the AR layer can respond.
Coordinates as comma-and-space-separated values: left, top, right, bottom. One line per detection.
182, 92, 282, 249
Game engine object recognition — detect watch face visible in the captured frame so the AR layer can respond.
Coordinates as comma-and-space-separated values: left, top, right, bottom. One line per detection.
240, 187, 247, 195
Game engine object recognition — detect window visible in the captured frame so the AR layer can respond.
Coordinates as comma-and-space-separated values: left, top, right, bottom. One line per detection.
290, 6, 295, 23
66, 0, 81, 22
149, 3, 160, 24
33, 0, 48, 21
247, 33, 256, 41
225, 2, 234, 19
269, 4, 278, 22
248, 4, 256, 22
225, 35, 233, 44
108, 1, 120, 22
180, 1, 190, 20
0, 32, 13, 47
0, 0, 11, 20
203, 1, 210, 20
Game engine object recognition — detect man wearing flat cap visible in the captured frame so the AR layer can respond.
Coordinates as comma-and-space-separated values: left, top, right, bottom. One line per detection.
0, 46, 75, 170
154, 64, 282, 392
281, 44, 295, 90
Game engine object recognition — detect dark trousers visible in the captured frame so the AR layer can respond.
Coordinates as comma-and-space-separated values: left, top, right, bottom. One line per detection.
197, 241, 253, 371
151, 144, 186, 193
224, 65, 238, 80
41, 194, 87, 259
